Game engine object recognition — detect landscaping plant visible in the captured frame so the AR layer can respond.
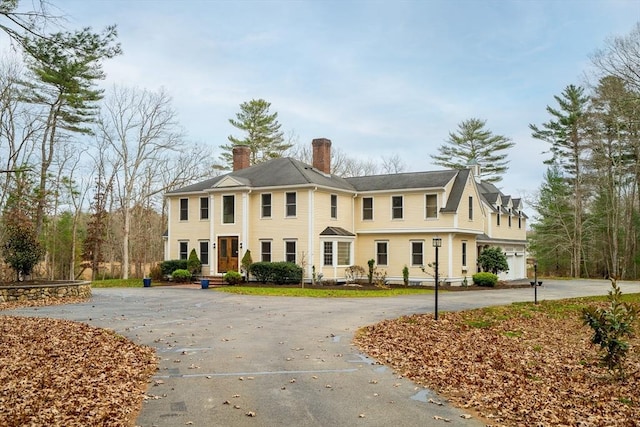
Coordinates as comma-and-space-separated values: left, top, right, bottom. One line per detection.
223, 270, 243, 285
582, 278, 638, 377
187, 249, 202, 275
477, 246, 509, 275
472, 272, 498, 287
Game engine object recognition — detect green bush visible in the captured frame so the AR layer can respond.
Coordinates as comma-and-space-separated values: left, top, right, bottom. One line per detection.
582, 279, 638, 377
223, 270, 243, 285
271, 262, 303, 284
248, 261, 303, 284
478, 247, 509, 274
187, 249, 202, 275
249, 262, 272, 283
161, 259, 188, 276
472, 272, 498, 287
402, 265, 409, 286
171, 269, 192, 283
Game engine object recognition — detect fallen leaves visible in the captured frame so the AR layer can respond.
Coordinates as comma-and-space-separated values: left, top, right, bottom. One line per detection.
0, 315, 157, 426
354, 304, 640, 426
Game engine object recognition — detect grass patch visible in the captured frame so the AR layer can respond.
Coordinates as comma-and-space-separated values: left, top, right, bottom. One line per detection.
91, 278, 145, 288
214, 286, 434, 298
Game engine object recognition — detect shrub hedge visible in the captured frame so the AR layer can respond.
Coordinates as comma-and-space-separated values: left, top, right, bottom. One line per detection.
171, 269, 192, 283
472, 272, 498, 287
161, 259, 188, 276
248, 261, 303, 284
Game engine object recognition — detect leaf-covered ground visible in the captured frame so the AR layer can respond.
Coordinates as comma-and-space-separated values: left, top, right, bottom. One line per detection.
0, 299, 157, 427
354, 301, 640, 427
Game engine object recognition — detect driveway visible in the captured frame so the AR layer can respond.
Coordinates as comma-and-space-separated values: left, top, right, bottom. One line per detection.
6, 279, 640, 427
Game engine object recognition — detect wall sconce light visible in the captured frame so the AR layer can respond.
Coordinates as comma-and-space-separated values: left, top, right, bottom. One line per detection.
240, 242, 243, 249
212, 242, 216, 249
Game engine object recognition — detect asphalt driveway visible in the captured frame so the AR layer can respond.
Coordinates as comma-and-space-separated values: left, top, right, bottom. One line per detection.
6, 279, 640, 427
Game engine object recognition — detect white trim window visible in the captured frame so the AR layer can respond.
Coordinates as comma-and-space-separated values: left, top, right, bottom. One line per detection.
392, 195, 403, 219
376, 241, 388, 266
179, 241, 189, 260
321, 240, 353, 266
222, 195, 235, 224
200, 197, 209, 220
179, 198, 189, 221
261, 193, 272, 218
330, 194, 337, 219
199, 240, 209, 265
323, 241, 333, 266
285, 192, 297, 217
285, 240, 297, 263
411, 240, 424, 266
260, 240, 272, 262
425, 194, 438, 219
362, 197, 373, 220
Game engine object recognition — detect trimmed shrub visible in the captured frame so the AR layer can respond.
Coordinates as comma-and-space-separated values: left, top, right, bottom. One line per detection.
223, 270, 243, 285
472, 272, 498, 287
187, 249, 202, 275
271, 262, 303, 284
171, 269, 192, 283
161, 259, 188, 276
248, 261, 303, 284
249, 262, 272, 283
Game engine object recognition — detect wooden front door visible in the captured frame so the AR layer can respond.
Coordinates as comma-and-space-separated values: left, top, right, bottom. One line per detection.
218, 236, 239, 273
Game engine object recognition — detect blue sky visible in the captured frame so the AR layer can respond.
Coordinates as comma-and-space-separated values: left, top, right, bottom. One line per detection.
44, 1, 640, 198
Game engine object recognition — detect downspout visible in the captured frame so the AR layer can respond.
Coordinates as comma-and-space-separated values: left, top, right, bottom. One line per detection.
308, 187, 317, 284
210, 194, 215, 275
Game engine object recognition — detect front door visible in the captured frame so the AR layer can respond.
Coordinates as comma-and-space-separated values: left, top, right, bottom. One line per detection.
218, 236, 239, 273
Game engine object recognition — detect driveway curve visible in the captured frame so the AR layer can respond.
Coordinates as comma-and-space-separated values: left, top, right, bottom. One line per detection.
6, 279, 640, 427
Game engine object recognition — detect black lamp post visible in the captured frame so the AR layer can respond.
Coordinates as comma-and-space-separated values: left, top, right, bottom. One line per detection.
432, 237, 442, 320
530, 261, 539, 304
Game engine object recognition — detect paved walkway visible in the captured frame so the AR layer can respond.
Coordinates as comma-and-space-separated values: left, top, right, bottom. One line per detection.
5, 279, 640, 427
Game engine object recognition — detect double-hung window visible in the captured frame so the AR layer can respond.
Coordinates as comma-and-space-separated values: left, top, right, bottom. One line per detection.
462, 241, 467, 268
222, 195, 235, 224
285, 240, 297, 263
286, 192, 296, 217
330, 194, 337, 219
261, 194, 272, 218
376, 241, 388, 266
179, 198, 188, 221
425, 194, 438, 219
411, 241, 423, 266
200, 197, 209, 220
199, 241, 209, 265
362, 197, 373, 220
468, 196, 473, 220
337, 242, 351, 265
261, 240, 272, 262
392, 196, 403, 219
179, 241, 188, 260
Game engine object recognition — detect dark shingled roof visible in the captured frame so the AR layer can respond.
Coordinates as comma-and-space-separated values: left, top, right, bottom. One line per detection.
319, 226, 355, 236
442, 169, 470, 212
167, 157, 355, 194
345, 170, 457, 192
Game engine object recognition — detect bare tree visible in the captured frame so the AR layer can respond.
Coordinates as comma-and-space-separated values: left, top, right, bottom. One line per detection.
97, 85, 214, 279
380, 153, 407, 174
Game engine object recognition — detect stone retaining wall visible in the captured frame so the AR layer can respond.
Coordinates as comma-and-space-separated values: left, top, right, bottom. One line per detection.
0, 282, 91, 303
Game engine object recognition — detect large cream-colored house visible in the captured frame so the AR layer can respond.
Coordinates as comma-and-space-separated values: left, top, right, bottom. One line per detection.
164, 139, 527, 285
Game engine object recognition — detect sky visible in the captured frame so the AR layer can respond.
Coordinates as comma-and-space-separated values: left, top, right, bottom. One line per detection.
15, 0, 640, 201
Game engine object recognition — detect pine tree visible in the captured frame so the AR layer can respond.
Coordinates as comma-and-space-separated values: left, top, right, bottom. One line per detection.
219, 99, 290, 168
530, 85, 589, 278
431, 118, 514, 183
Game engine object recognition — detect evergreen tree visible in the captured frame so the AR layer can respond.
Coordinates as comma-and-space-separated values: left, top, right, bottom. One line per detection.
20, 26, 121, 237
431, 118, 514, 183
530, 85, 589, 278
528, 166, 573, 276
219, 99, 290, 168
1, 170, 43, 281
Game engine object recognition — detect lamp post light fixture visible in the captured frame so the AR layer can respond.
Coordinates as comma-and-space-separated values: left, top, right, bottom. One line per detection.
432, 237, 442, 321
530, 260, 542, 304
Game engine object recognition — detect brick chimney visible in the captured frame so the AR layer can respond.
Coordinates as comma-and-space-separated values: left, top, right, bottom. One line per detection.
232, 145, 251, 171
312, 138, 331, 174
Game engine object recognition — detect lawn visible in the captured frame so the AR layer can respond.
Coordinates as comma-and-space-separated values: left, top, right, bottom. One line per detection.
214, 285, 434, 297
354, 293, 640, 426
